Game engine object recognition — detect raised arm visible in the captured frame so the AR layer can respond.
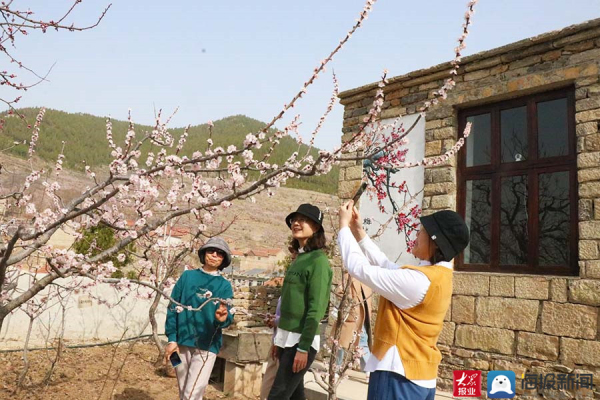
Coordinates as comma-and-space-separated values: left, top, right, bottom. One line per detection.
339, 201, 429, 309
349, 205, 399, 270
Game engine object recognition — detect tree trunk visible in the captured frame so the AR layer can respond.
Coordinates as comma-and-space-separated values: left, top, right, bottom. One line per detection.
149, 289, 164, 367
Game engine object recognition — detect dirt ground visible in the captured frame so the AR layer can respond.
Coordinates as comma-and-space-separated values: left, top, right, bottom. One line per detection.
0, 341, 233, 400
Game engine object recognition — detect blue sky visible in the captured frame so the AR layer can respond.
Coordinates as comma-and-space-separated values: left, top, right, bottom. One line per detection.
11, 0, 600, 150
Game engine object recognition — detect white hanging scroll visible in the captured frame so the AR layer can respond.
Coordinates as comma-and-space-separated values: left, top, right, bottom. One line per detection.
359, 114, 426, 266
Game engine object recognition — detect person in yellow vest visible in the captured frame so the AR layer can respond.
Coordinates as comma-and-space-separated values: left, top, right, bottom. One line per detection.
338, 200, 469, 400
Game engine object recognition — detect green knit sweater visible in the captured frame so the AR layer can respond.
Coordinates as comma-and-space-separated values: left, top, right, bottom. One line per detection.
278, 249, 332, 351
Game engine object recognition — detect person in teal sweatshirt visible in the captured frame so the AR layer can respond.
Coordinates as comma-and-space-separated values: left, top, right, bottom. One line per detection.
268, 204, 333, 400
165, 237, 234, 400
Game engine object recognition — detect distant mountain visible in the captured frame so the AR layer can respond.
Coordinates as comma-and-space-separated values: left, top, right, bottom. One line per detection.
0, 108, 339, 194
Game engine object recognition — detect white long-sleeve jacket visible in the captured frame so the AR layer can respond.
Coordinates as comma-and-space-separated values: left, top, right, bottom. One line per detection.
338, 227, 452, 388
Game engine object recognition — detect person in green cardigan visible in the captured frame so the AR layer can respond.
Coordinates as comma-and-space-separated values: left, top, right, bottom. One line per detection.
164, 237, 234, 400
268, 204, 333, 400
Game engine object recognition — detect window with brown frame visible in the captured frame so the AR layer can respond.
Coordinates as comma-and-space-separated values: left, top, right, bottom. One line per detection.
457, 87, 578, 276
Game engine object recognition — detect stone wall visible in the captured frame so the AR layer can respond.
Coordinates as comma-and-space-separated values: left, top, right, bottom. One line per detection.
338, 18, 600, 399
231, 285, 280, 329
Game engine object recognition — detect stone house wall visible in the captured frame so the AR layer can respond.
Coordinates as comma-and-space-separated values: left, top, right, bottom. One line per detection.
337, 18, 600, 399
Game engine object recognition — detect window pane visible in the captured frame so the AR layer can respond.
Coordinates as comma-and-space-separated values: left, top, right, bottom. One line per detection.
500, 175, 528, 265
501, 106, 527, 163
539, 171, 570, 266
464, 179, 492, 264
465, 113, 491, 167
538, 98, 568, 158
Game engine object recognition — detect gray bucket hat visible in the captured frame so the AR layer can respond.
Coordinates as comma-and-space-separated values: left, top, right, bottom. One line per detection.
197, 237, 232, 270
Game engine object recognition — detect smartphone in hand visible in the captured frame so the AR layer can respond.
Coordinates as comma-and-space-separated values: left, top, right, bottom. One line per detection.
352, 182, 367, 204
170, 351, 182, 368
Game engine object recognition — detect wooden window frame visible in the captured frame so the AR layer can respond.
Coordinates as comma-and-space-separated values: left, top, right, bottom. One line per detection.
456, 87, 578, 276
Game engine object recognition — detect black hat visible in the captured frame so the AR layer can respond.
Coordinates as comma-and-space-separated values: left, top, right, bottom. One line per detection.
420, 210, 470, 262
286, 204, 324, 232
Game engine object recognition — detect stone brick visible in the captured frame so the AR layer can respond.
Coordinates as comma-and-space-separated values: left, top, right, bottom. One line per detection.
380, 107, 407, 120
588, 84, 600, 96
580, 182, 600, 198
490, 64, 510, 75
439, 322, 455, 345
423, 182, 455, 196
517, 332, 559, 361
586, 133, 600, 151
542, 49, 563, 62
577, 98, 600, 112
509, 55, 542, 70
578, 136, 586, 153
427, 127, 455, 140
492, 360, 528, 377
596, 199, 600, 219
427, 106, 453, 120
431, 194, 456, 210
452, 348, 474, 358
585, 260, 600, 278
580, 221, 600, 239
490, 276, 515, 297
576, 75, 600, 88
576, 109, 600, 124
351, 106, 369, 117
441, 139, 454, 153
560, 338, 600, 367
430, 167, 455, 183
344, 165, 363, 181
464, 56, 502, 72
576, 121, 599, 137
418, 81, 441, 91
515, 277, 549, 300
425, 140, 442, 156
455, 325, 515, 355
569, 279, 600, 306
564, 40, 595, 52
385, 88, 410, 100
422, 196, 431, 209
400, 92, 428, 106
580, 199, 593, 220
476, 297, 539, 332
576, 87, 589, 100
465, 359, 490, 370
578, 168, 600, 183
453, 274, 489, 296
425, 119, 443, 130
567, 48, 600, 65
464, 69, 491, 82
338, 180, 362, 199
556, 27, 600, 47
578, 151, 600, 168
549, 279, 568, 303
579, 240, 599, 260
541, 302, 598, 339
505, 40, 556, 61
451, 295, 475, 324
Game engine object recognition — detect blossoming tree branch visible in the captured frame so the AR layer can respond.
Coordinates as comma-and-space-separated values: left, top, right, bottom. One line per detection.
0, 1, 478, 395
0, 1, 111, 125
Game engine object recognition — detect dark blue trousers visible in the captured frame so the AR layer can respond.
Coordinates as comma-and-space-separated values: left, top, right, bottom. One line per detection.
367, 371, 436, 400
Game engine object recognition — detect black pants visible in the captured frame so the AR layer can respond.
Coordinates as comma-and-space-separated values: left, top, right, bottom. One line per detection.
267, 345, 317, 400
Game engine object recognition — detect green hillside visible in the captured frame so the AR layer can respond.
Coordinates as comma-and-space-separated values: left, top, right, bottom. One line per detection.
0, 108, 339, 194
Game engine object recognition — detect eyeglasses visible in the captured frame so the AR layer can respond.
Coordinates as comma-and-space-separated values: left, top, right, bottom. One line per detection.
205, 248, 225, 257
